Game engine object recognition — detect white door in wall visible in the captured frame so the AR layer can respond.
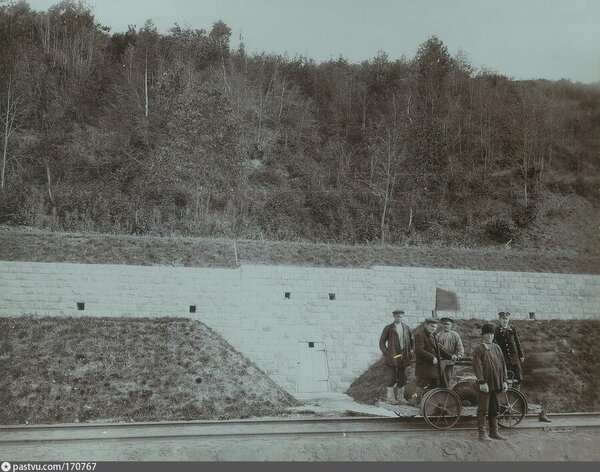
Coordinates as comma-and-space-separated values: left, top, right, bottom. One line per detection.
297, 341, 330, 393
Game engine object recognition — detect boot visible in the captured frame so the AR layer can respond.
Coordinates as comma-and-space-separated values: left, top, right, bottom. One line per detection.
386, 386, 399, 405
477, 413, 491, 441
539, 403, 552, 423
395, 386, 407, 404
489, 416, 508, 440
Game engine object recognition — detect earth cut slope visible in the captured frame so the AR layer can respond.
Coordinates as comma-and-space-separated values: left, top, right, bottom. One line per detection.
0, 316, 298, 425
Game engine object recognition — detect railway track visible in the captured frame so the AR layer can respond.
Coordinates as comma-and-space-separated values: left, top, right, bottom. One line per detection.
2, 412, 600, 444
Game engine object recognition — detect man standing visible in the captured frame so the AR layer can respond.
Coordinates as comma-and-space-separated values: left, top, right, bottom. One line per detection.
494, 311, 525, 389
436, 317, 465, 387
473, 324, 509, 441
379, 309, 414, 404
414, 318, 456, 390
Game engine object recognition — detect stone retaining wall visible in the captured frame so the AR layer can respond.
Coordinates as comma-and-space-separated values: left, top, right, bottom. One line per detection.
1, 261, 598, 392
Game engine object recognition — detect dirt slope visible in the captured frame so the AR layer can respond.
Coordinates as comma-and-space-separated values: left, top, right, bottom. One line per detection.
0, 316, 298, 425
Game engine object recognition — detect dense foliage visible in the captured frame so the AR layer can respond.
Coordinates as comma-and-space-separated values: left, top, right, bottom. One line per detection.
1, 1, 599, 249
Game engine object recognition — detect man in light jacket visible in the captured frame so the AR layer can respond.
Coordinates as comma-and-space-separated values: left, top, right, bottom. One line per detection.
379, 309, 414, 404
436, 317, 465, 387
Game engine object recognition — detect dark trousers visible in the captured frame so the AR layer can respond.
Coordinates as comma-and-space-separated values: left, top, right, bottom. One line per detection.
385, 364, 407, 388
507, 359, 523, 384
440, 362, 454, 388
477, 390, 501, 418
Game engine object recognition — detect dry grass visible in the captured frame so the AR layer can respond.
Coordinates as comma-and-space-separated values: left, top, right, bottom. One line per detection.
1, 225, 598, 274
0, 317, 298, 425
346, 319, 600, 413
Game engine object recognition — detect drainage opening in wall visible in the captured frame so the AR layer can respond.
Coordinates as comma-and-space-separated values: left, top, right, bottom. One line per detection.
189, 305, 196, 313
285, 292, 291, 299
329, 293, 336, 300
529, 312, 536, 320
77, 302, 85, 311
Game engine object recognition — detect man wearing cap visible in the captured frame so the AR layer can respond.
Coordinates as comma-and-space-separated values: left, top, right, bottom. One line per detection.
379, 309, 415, 404
414, 318, 456, 391
473, 323, 509, 441
494, 312, 525, 389
436, 317, 465, 387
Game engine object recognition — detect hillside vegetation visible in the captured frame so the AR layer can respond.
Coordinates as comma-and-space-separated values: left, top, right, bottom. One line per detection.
0, 1, 598, 254
346, 319, 600, 413
0, 316, 298, 424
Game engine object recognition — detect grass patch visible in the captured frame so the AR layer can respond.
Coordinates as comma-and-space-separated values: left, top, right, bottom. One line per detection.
346, 319, 600, 413
0, 317, 298, 425
0, 225, 598, 274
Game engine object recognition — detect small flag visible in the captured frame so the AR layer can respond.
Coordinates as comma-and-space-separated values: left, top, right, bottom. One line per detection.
435, 287, 459, 311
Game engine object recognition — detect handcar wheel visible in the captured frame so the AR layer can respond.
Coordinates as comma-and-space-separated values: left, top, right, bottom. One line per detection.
497, 387, 527, 428
420, 388, 462, 430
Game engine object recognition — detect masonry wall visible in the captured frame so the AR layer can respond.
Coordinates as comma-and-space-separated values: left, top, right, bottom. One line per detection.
1, 261, 599, 393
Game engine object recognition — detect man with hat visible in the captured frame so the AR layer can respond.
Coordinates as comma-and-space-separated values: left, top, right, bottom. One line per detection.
473, 323, 509, 441
379, 309, 415, 404
436, 317, 465, 387
494, 311, 525, 389
414, 318, 456, 391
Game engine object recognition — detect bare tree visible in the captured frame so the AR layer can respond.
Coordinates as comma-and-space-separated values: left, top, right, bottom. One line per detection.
1, 75, 27, 190
367, 93, 407, 243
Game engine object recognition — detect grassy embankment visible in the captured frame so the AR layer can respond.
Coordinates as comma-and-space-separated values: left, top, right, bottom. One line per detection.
346, 319, 600, 413
0, 317, 298, 425
0, 225, 598, 274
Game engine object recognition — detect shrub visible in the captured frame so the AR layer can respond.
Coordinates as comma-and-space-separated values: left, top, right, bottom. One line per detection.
512, 204, 537, 228
483, 215, 517, 242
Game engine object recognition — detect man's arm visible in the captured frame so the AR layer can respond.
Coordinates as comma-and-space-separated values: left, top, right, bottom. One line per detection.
472, 344, 484, 381
379, 325, 389, 355
456, 333, 465, 358
497, 344, 508, 380
513, 326, 524, 359
408, 326, 415, 351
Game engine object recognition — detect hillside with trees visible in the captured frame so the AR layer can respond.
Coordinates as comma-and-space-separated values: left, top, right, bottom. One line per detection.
1, 1, 599, 255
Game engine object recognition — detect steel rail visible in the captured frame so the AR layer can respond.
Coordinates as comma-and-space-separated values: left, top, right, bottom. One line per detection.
2, 410, 599, 432
3, 425, 600, 446
2, 414, 600, 445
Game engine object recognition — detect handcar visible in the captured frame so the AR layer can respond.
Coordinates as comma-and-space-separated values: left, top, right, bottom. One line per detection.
418, 359, 528, 430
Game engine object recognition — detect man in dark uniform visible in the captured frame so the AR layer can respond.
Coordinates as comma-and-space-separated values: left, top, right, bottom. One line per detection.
494, 311, 524, 389
379, 309, 415, 404
414, 318, 456, 390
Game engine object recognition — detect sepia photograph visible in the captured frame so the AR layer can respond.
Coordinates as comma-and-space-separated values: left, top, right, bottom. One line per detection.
0, 0, 599, 465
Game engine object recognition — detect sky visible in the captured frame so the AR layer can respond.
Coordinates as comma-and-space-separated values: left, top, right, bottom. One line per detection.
24, 0, 600, 83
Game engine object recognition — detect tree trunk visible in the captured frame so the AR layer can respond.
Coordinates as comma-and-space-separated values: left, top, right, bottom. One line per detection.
278, 77, 286, 121
144, 50, 149, 117
44, 160, 54, 205
1, 78, 12, 191
220, 43, 231, 93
